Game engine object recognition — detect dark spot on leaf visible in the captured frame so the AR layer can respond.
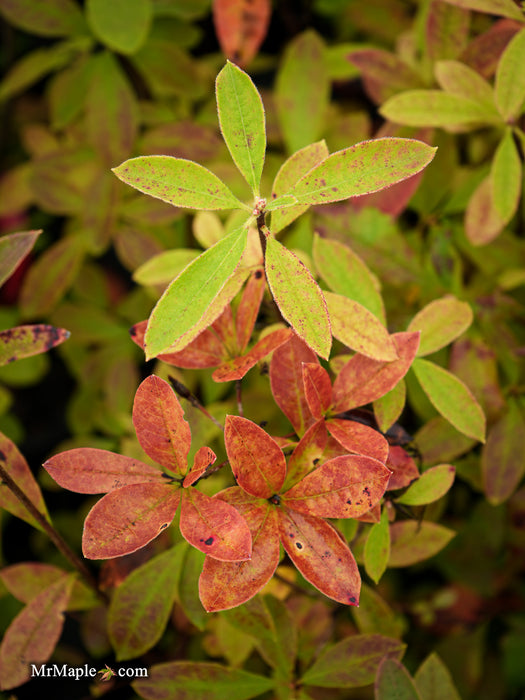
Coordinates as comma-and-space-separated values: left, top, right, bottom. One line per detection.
346, 499, 352, 505
349, 596, 356, 604
7, 356, 16, 363
269, 494, 281, 505
255, 269, 263, 279
0, 450, 6, 461
295, 542, 303, 549
259, 420, 268, 428
129, 326, 137, 337
159, 523, 168, 531
363, 487, 370, 496
202, 537, 214, 546
313, 458, 320, 465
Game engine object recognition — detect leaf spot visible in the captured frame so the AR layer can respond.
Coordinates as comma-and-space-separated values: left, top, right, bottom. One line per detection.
201, 536, 214, 546
295, 541, 303, 550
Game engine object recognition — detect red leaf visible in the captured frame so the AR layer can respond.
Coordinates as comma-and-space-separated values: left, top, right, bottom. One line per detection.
179, 487, 251, 561
285, 419, 328, 488
0, 575, 74, 690
386, 446, 420, 491
284, 454, 391, 519
235, 268, 266, 351
44, 448, 166, 494
183, 446, 216, 487
130, 320, 226, 369
212, 327, 292, 382
132, 375, 191, 475
82, 483, 180, 559
332, 332, 420, 412
326, 419, 389, 463
302, 362, 332, 419
199, 488, 280, 611
225, 416, 286, 498
270, 334, 318, 436
278, 508, 360, 606
213, 0, 271, 67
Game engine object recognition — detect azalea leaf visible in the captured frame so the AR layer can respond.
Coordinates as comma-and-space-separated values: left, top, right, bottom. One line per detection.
44, 447, 165, 493
285, 138, 437, 205
86, 0, 151, 54
386, 446, 420, 491
396, 464, 455, 506
0, 0, 86, 37
212, 0, 271, 68
375, 658, 422, 700
491, 127, 522, 222
414, 653, 462, 700
216, 61, 266, 195
212, 328, 292, 382
113, 155, 247, 211
495, 26, 525, 121
389, 521, 455, 567
284, 454, 391, 519
364, 507, 390, 584
332, 332, 420, 412
0, 575, 75, 691
82, 483, 180, 559
225, 416, 286, 498
183, 446, 216, 488
132, 375, 192, 475
373, 380, 407, 434
199, 489, 280, 612
265, 235, 331, 359
285, 419, 329, 489
0, 229, 40, 288
235, 268, 266, 351
380, 91, 501, 127
278, 508, 360, 605
144, 226, 248, 358
0, 325, 70, 366
302, 362, 332, 419
179, 487, 252, 561
407, 296, 473, 357
326, 419, 389, 463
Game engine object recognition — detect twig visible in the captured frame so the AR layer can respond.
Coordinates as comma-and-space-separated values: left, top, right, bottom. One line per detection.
235, 379, 244, 417
168, 375, 224, 430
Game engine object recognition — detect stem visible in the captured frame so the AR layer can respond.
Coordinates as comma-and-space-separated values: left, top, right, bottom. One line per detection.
0, 462, 109, 604
168, 375, 224, 430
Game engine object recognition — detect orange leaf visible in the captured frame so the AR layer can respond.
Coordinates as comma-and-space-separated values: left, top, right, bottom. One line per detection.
285, 419, 328, 489
199, 489, 280, 611
44, 448, 166, 493
183, 446, 216, 488
326, 419, 389, 463
225, 416, 286, 498
332, 332, 420, 412
283, 454, 391, 519
235, 268, 266, 351
213, 0, 271, 67
278, 508, 360, 606
132, 375, 191, 475
302, 362, 332, 419
82, 483, 180, 559
212, 327, 292, 382
179, 487, 251, 561
386, 446, 420, 490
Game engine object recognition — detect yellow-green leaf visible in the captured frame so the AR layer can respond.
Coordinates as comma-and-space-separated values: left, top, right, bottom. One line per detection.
86, 0, 152, 54
491, 128, 522, 222
495, 26, 525, 121
364, 507, 390, 584
407, 296, 473, 357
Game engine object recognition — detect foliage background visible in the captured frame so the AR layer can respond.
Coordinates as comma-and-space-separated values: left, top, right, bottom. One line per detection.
1, 0, 525, 698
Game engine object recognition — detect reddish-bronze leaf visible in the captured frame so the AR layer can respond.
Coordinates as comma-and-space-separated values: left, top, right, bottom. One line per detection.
285, 419, 328, 489
44, 448, 165, 494
199, 488, 280, 611
0, 431, 50, 530
212, 327, 292, 382
235, 268, 266, 352
386, 446, 420, 491
302, 362, 332, 419
283, 455, 391, 519
130, 320, 225, 369
278, 508, 360, 606
132, 375, 191, 475
225, 416, 286, 498
213, 0, 271, 67
183, 446, 216, 488
332, 332, 420, 412
326, 419, 389, 463
0, 574, 74, 691
82, 483, 180, 559
179, 487, 251, 561
270, 334, 318, 436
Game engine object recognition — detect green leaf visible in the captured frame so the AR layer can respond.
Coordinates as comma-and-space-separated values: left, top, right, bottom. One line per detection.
407, 296, 473, 356
133, 661, 274, 700
412, 358, 486, 442
481, 398, 525, 505
48, 55, 94, 130
434, 60, 495, 107
375, 658, 422, 700
301, 634, 406, 688
0, 0, 87, 37
437, 0, 524, 20
491, 128, 522, 222
495, 26, 525, 120
145, 226, 248, 358
380, 91, 502, 127
373, 380, 406, 434
108, 545, 184, 660
313, 234, 385, 322
286, 138, 437, 206
0, 230, 40, 288
389, 521, 455, 567
397, 464, 455, 506
0, 325, 70, 366
113, 155, 247, 211
86, 51, 139, 166
86, 0, 152, 54
216, 61, 266, 196
133, 249, 200, 286
325, 292, 397, 361
265, 236, 331, 359
364, 507, 390, 584
414, 653, 462, 700
0, 43, 76, 102
275, 30, 329, 154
